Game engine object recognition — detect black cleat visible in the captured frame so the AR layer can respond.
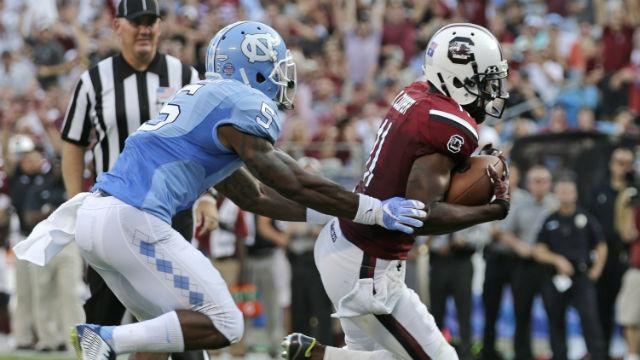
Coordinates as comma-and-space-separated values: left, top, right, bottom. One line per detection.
281, 333, 317, 359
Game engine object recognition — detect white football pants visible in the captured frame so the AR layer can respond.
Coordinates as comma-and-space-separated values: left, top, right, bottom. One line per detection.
314, 219, 457, 360
74, 193, 243, 343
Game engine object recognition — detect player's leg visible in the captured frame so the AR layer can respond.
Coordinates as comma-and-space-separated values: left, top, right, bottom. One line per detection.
72, 196, 242, 356
283, 219, 456, 360
83, 266, 127, 324
169, 209, 208, 360
285, 288, 457, 360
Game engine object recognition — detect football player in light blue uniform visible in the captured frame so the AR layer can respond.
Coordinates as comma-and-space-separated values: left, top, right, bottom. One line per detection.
52, 21, 426, 359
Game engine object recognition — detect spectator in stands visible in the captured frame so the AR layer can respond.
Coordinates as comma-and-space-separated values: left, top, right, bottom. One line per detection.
283, 157, 333, 346
598, 3, 636, 120
196, 195, 248, 357
246, 214, 288, 358
28, 22, 72, 90
534, 176, 607, 360
542, 106, 569, 134
0, 192, 10, 345
615, 188, 640, 360
577, 107, 598, 132
590, 147, 636, 358
6, 134, 84, 352
498, 165, 558, 360
428, 223, 491, 360
0, 51, 37, 97
381, 0, 417, 65
333, 0, 384, 87
481, 164, 526, 360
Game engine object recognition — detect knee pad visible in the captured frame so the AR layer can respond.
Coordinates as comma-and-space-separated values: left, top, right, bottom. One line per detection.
197, 302, 244, 344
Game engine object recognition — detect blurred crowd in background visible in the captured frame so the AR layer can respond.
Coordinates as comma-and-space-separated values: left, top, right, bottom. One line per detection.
0, 0, 640, 359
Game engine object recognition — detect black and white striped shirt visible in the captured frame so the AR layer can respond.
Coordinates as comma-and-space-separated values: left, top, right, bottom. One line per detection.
61, 52, 199, 175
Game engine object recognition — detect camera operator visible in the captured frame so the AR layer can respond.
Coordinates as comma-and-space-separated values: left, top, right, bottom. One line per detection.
589, 147, 636, 355
615, 166, 640, 360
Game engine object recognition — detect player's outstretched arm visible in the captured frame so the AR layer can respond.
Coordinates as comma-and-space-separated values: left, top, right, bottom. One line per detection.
215, 167, 307, 221
217, 125, 426, 233
406, 153, 508, 235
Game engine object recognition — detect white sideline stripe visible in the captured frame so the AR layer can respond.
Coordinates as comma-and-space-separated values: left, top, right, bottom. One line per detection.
429, 109, 478, 141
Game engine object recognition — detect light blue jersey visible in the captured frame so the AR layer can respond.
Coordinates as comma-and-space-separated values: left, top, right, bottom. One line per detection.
94, 79, 282, 223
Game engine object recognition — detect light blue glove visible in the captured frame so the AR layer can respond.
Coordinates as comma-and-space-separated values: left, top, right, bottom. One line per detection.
376, 197, 426, 234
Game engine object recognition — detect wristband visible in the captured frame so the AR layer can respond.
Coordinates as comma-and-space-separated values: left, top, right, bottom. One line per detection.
306, 208, 333, 225
353, 194, 382, 225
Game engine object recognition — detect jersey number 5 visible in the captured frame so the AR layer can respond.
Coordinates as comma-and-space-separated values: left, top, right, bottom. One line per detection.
139, 84, 204, 132
256, 102, 277, 129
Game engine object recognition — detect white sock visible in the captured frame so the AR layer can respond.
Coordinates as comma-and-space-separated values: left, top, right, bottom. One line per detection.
111, 311, 184, 354
324, 346, 393, 360
625, 354, 640, 360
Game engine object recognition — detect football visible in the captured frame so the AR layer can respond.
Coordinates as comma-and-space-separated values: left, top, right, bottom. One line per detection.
445, 155, 504, 206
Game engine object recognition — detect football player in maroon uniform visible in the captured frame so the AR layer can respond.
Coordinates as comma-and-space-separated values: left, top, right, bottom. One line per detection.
282, 23, 511, 360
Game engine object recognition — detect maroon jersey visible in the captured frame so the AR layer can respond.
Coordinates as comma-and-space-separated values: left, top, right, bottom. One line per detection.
340, 81, 479, 259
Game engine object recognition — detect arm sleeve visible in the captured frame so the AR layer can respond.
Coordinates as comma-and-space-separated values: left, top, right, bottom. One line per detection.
61, 76, 93, 146
417, 109, 479, 161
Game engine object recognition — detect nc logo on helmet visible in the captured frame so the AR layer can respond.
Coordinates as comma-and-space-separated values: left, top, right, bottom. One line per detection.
241, 33, 281, 63
447, 37, 475, 65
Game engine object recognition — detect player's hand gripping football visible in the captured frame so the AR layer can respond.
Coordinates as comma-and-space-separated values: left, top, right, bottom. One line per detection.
487, 162, 510, 219
376, 197, 427, 234
484, 144, 510, 219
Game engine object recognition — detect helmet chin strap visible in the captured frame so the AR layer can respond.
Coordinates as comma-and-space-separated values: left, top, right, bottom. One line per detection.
462, 98, 486, 124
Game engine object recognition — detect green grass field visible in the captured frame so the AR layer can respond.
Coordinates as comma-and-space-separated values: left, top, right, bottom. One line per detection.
0, 354, 74, 360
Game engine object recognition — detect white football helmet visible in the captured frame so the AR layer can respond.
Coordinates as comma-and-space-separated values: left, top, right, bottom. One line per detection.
423, 23, 509, 120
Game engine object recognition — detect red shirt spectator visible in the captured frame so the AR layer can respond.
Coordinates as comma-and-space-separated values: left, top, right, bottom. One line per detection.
601, 25, 634, 72
458, 0, 489, 27
629, 63, 640, 114
381, 1, 416, 64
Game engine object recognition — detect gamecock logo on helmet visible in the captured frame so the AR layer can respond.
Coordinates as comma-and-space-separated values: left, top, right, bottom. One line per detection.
241, 33, 281, 63
447, 37, 475, 65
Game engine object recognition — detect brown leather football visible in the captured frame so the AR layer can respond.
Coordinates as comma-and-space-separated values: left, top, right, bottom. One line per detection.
445, 155, 504, 206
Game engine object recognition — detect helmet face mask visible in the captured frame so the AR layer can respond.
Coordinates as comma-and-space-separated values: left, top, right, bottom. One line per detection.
269, 50, 297, 109
423, 23, 509, 121
205, 21, 297, 109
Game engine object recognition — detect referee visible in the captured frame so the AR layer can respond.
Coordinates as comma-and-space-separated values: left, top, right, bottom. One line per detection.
60, 1, 217, 359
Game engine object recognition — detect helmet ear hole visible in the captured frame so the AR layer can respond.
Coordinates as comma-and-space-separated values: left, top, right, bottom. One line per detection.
256, 72, 266, 83
452, 78, 465, 88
